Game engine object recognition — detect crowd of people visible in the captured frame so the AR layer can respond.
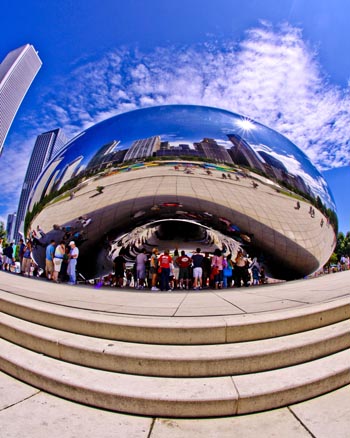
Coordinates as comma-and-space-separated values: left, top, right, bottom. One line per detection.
1, 231, 269, 290
0, 237, 80, 285
107, 247, 267, 291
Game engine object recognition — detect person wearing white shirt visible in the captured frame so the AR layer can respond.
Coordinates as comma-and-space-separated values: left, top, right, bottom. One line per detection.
67, 241, 79, 285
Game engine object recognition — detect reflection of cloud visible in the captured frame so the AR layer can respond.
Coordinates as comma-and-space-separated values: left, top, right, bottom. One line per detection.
214, 139, 233, 148
3, 22, 349, 220
255, 142, 336, 209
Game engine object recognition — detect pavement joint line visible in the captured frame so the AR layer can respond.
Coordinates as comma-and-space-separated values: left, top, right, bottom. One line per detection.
146, 418, 156, 438
229, 376, 240, 415
212, 290, 248, 314
0, 388, 41, 412
287, 405, 317, 438
172, 291, 191, 317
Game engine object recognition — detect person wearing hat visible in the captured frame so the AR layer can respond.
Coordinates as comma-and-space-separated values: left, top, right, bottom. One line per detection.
67, 241, 79, 285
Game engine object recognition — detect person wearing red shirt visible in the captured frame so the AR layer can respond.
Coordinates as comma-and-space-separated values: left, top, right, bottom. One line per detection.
158, 249, 173, 291
176, 250, 192, 290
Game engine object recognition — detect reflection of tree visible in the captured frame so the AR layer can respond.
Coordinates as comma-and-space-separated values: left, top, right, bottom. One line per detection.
24, 174, 83, 236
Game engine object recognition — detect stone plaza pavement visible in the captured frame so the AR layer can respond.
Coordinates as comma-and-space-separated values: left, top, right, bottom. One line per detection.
1, 270, 350, 437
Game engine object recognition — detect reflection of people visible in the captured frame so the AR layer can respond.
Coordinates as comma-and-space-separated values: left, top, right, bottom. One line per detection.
259, 267, 267, 284
77, 216, 92, 227
250, 257, 260, 285
67, 241, 79, 285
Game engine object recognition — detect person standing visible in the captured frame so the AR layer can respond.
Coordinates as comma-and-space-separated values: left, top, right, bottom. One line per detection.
52, 241, 66, 283
201, 252, 212, 288
67, 241, 79, 285
223, 254, 233, 288
113, 249, 126, 288
18, 239, 25, 275
176, 250, 192, 290
3, 243, 14, 271
0, 238, 4, 269
45, 239, 56, 280
135, 248, 148, 289
158, 249, 173, 291
150, 248, 160, 291
211, 248, 224, 289
192, 248, 204, 290
234, 250, 249, 287
22, 241, 33, 276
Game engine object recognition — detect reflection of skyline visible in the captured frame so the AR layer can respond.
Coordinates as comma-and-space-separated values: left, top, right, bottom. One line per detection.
45, 131, 318, 203
56, 155, 83, 190
30, 105, 336, 211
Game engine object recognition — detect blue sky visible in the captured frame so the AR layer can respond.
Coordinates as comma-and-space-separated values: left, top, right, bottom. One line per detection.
1, 0, 349, 232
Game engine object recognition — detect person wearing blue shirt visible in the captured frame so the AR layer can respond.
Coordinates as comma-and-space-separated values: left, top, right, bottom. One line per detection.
45, 239, 56, 280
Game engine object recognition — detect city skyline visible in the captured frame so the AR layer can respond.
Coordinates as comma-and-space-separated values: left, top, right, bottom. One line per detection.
0, 1, 349, 232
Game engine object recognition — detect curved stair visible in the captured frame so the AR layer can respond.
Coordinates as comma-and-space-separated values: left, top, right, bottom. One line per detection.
1, 284, 350, 417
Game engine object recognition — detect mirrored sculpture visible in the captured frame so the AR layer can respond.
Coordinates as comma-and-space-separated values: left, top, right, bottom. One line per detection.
26, 105, 337, 280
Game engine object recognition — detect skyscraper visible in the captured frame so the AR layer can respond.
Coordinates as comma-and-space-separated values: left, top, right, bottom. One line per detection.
14, 129, 67, 241
0, 44, 42, 156
6, 213, 16, 243
123, 136, 161, 161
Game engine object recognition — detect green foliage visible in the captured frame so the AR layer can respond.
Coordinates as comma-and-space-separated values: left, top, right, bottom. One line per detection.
0, 221, 7, 243
328, 253, 339, 265
335, 231, 350, 258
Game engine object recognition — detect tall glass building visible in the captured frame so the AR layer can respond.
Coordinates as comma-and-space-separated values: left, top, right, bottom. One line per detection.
0, 44, 42, 156
6, 213, 16, 243
14, 128, 68, 242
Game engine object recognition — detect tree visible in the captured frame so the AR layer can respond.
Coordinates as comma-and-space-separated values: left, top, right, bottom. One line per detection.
334, 231, 350, 259
0, 221, 7, 242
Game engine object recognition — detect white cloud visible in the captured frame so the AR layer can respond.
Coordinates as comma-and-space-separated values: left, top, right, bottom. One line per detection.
37, 22, 349, 171
2, 22, 350, 223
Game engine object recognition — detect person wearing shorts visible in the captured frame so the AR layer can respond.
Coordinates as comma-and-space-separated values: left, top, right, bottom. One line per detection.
176, 250, 192, 290
192, 248, 204, 290
22, 241, 32, 276
45, 240, 56, 280
150, 248, 160, 291
53, 241, 65, 282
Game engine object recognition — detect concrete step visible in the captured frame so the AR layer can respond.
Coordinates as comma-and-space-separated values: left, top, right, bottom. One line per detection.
1, 312, 350, 377
1, 338, 349, 418
1, 289, 349, 344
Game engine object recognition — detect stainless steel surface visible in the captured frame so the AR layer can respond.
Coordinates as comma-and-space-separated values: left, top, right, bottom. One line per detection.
27, 105, 337, 279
